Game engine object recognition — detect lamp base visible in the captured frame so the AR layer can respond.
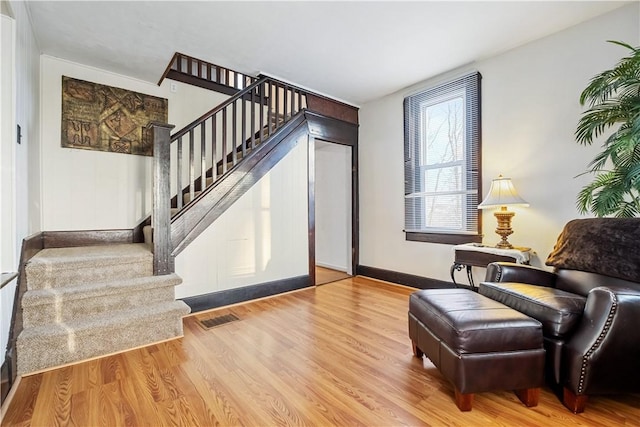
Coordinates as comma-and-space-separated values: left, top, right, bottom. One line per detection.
493, 208, 515, 249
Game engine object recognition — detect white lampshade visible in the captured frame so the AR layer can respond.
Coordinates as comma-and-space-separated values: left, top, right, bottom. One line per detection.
478, 175, 529, 209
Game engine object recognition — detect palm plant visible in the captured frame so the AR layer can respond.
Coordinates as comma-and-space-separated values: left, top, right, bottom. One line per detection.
575, 41, 640, 217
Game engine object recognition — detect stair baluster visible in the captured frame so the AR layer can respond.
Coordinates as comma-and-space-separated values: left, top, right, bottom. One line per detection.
241, 93, 247, 159
267, 82, 273, 137
200, 122, 206, 193
250, 87, 256, 150
232, 100, 237, 165
260, 85, 265, 141
222, 108, 228, 174
211, 117, 217, 182
188, 129, 195, 204
158, 52, 258, 94
176, 136, 183, 209
151, 76, 312, 272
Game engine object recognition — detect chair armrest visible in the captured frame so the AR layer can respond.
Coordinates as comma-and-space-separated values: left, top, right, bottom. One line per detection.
484, 262, 557, 287
563, 286, 640, 395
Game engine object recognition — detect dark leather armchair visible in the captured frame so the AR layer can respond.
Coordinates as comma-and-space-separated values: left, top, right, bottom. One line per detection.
479, 218, 640, 413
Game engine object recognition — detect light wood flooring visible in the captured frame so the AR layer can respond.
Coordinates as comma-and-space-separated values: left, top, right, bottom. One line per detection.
315, 266, 351, 285
2, 277, 639, 426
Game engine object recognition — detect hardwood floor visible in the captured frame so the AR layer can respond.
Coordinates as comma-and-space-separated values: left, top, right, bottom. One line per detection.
315, 266, 351, 285
2, 277, 639, 426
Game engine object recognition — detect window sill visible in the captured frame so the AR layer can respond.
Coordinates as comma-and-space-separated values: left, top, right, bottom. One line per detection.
405, 232, 482, 245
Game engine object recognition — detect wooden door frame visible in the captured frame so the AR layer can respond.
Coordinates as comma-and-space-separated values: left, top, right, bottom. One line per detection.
307, 134, 358, 286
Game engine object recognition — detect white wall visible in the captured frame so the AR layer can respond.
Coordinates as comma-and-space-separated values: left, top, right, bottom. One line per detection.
39, 55, 230, 230
315, 141, 351, 273
38, 57, 311, 299
359, 4, 640, 283
175, 136, 309, 298
0, 10, 17, 364
1, 14, 16, 273
1, 0, 40, 361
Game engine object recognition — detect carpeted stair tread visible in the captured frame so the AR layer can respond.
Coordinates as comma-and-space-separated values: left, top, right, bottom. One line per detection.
18, 241, 188, 375
30, 243, 151, 263
142, 210, 180, 244
183, 190, 203, 205
23, 273, 181, 306
26, 243, 153, 289
19, 300, 189, 339
17, 300, 190, 375
22, 273, 183, 327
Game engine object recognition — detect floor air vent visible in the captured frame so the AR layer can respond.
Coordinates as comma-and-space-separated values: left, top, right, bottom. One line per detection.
199, 313, 240, 329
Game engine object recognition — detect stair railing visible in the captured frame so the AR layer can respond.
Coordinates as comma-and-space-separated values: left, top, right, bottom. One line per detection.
170, 76, 308, 210
158, 52, 257, 91
151, 76, 309, 274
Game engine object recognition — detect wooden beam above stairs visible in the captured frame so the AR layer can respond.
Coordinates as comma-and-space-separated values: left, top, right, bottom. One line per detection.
165, 69, 241, 96
158, 52, 257, 96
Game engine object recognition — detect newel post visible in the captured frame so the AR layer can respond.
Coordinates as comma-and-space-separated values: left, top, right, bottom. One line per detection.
148, 122, 175, 275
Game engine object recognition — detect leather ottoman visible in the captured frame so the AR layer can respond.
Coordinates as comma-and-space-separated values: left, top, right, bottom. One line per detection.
408, 289, 545, 411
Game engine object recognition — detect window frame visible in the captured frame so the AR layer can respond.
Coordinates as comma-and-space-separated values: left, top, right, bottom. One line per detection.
403, 72, 482, 245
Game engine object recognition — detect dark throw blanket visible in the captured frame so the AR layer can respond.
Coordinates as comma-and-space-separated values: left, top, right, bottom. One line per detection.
546, 218, 640, 284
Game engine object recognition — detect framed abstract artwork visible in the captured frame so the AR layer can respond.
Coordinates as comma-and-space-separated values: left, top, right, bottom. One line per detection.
61, 76, 168, 156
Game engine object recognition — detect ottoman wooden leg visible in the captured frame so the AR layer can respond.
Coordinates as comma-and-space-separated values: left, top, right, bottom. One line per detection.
454, 388, 474, 411
411, 341, 423, 358
515, 387, 540, 407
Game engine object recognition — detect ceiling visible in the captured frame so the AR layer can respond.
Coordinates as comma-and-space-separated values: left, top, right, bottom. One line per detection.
25, 1, 630, 106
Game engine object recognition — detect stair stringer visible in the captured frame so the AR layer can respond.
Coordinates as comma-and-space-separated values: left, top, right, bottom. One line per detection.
170, 112, 309, 257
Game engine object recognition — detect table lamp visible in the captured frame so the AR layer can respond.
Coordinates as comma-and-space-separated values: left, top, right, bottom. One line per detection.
478, 175, 529, 249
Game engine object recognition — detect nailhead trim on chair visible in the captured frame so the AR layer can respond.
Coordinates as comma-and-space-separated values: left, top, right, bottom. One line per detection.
577, 292, 618, 394
494, 265, 503, 282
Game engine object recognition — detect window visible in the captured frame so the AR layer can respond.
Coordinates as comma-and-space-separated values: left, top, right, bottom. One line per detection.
404, 72, 481, 244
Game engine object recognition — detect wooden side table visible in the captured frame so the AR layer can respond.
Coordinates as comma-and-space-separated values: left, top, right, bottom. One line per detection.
451, 244, 531, 290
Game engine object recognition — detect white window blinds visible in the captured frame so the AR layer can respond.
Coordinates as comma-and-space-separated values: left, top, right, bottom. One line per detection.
404, 72, 481, 238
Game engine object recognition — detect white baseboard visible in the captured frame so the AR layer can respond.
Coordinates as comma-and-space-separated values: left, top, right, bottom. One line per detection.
315, 262, 347, 273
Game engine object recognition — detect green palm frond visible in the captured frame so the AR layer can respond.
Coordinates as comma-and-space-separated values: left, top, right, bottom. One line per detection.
586, 149, 610, 172
622, 161, 640, 187
580, 42, 640, 106
615, 200, 640, 218
607, 40, 636, 51
576, 171, 619, 215
631, 113, 640, 136
575, 102, 633, 145
575, 41, 640, 217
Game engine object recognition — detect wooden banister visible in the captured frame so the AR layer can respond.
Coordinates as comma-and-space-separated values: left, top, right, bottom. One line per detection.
149, 62, 359, 274
171, 76, 268, 141
158, 52, 258, 94
168, 77, 309, 209
149, 122, 175, 275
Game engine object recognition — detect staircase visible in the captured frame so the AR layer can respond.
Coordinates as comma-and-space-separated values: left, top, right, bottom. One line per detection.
12, 63, 307, 376
9, 54, 358, 379
147, 66, 313, 273
16, 243, 189, 375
